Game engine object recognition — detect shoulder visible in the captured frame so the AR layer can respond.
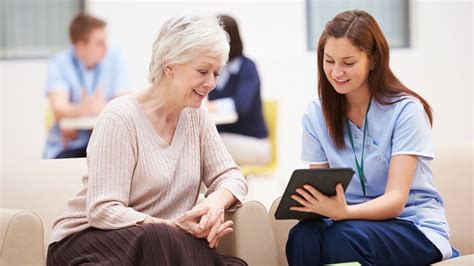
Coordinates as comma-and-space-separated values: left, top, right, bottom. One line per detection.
303, 99, 323, 120
302, 99, 325, 130
241, 56, 255, 65
240, 56, 257, 69
100, 95, 138, 125
48, 47, 73, 67
382, 95, 426, 118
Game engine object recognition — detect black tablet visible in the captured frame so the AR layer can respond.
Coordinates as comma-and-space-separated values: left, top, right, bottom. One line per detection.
274, 168, 354, 220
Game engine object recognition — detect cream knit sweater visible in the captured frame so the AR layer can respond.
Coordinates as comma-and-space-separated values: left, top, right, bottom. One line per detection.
50, 95, 248, 244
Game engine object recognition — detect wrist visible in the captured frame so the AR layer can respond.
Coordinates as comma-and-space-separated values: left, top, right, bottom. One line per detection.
342, 205, 353, 220
333, 206, 352, 221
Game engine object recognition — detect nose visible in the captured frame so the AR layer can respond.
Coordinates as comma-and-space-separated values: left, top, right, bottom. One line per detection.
331, 64, 344, 78
203, 73, 217, 90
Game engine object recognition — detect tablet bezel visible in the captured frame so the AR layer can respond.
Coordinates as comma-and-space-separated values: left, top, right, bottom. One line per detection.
274, 168, 354, 220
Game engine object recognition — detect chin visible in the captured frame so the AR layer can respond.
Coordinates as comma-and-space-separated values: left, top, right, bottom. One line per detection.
333, 87, 351, 95
190, 101, 203, 109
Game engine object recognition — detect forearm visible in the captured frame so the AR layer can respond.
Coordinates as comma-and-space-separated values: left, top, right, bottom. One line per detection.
206, 188, 237, 209
343, 191, 406, 220
52, 102, 87, 119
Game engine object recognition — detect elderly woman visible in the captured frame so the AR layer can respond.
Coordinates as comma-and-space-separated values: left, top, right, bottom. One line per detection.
46, 15, 248, 266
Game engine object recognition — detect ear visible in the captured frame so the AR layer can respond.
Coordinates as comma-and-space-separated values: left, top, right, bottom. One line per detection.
74, 40, 86, 52
163, 62, 175, 78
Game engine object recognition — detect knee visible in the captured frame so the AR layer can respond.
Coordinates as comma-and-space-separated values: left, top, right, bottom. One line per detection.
322, 221, 373, 263
286, 220, 324, 254
136, 223, 175, 243
287, 220, 321, 247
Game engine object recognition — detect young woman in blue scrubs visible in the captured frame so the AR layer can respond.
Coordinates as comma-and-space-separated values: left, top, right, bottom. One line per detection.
286, 10, 456, 265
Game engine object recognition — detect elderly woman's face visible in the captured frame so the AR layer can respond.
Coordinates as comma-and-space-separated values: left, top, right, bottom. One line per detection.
170, 55, 223, 108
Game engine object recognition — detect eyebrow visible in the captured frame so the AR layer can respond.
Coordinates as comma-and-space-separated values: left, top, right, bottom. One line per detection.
324, 53, 356, 60
200, 62, 214, 67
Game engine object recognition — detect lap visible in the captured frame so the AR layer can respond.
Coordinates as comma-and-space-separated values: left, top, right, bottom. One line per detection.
290, 219, 442, 264
47, 224, 245, 266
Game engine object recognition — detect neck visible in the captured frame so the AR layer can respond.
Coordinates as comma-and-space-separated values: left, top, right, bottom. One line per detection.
137, 82, 182, 125
75, 50, 96, 69
346, 87, 371, 116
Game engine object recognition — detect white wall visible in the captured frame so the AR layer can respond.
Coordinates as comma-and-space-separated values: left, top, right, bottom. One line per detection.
1, 1, 472, 184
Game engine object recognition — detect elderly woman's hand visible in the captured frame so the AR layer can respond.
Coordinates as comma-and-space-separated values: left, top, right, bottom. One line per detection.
172, 205, 211, 238
194, 198, 234, 248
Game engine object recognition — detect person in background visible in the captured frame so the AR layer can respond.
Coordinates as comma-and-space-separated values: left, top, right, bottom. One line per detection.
44, 13, 130, 159
286, 10, 456, 265
46, 15, 248, 265
207, 15, 270, 166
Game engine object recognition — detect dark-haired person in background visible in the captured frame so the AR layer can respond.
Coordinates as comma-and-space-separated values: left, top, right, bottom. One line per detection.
44, 13, 130, 159
207, 15, 270, 166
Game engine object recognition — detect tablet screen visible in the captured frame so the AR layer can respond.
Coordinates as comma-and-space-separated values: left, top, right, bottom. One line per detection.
274, 168, 354, 220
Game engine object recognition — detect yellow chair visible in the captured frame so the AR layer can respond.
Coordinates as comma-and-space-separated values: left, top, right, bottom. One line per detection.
45, 105, 55, 131
240, 100, 278, 177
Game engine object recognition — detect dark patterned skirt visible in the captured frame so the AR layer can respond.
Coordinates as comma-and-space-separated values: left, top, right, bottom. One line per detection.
47, 223, 247, 266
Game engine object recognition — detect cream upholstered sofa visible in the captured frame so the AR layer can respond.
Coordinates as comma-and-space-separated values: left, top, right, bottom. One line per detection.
1, 144, 473, 265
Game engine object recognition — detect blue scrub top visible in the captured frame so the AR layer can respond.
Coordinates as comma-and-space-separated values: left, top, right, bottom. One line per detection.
44, 46, 129, 159
301, 96, 452, 260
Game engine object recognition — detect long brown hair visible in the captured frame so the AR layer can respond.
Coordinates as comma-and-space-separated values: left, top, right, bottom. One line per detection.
317, 10, 433, 148
218, 15, 243, 61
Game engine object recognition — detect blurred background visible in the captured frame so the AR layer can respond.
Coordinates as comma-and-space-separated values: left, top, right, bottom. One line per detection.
1, 0, 473, 203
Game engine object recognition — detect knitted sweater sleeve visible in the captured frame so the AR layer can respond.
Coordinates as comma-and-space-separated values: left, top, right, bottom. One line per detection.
200, 108, 248, 205
85, 114, 149, 229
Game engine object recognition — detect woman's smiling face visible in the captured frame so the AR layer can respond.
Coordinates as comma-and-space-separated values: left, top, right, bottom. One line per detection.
323, 37, 372, 96
169, 55, 223, 108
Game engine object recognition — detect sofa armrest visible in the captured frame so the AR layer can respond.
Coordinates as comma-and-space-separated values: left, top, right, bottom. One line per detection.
0, 208, 45, 266
217, 201, 279, 265
269, 197, 298, 266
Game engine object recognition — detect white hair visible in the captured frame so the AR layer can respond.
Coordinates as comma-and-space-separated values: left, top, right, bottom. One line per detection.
148, 15, 230, 84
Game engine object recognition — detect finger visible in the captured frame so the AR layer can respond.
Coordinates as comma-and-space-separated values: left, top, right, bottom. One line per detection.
291, 194, 309, 207
195, 228, 210, 239
214, 220, 233, 241
216, 222, 233, 238
211, 227, 233, 248
181, 206, 210, 221
290, 206, 312, 213
205, 208, 223, 230
335, 183, 346, 202
295, 188, 317, 202
206, 219, 221, 243
183, 221, 208, 237
303, 184, 325, 199
199, 212, 211, 230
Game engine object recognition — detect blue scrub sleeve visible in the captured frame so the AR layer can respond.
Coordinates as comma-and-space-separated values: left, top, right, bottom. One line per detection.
301, 104, 328, 164
391, 100, 434, 159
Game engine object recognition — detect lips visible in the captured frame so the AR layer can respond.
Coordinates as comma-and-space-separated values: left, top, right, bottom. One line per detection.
333, 78, 349, 85
193, 89, 207, 96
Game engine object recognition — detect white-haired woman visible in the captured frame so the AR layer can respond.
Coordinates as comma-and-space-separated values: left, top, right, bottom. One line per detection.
46, 15, 248, 266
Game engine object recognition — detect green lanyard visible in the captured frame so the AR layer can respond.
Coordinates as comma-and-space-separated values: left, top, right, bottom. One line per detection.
346, 99, 372, 198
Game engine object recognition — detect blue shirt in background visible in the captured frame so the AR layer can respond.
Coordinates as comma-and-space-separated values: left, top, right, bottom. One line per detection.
44, 46, 129, 159
301, 96, 452, 260
208, 56, 267, 139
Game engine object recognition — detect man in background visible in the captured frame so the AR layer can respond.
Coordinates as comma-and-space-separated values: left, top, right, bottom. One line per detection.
44, 13, 130, 159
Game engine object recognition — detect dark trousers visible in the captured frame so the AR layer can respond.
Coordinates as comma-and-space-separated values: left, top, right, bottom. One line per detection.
55, 147, 87, 159
47, 223, 247, 266
286, 219, 442, 266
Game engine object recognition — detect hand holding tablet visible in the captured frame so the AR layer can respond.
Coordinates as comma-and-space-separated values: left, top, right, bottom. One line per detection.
274, 168, 354, 220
